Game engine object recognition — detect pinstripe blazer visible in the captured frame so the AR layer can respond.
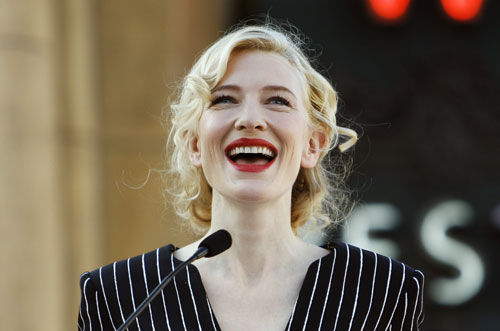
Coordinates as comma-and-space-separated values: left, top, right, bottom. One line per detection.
78, 242, 424, 331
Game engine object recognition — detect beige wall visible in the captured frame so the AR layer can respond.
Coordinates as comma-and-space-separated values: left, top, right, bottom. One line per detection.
0, 0, 230, 329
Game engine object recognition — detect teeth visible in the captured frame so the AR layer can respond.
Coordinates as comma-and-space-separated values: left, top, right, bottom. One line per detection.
228, 146, 276, 157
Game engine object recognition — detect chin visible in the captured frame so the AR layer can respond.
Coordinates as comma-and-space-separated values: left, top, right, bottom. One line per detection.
234, 191, 273, 203
221, 182, 289, 205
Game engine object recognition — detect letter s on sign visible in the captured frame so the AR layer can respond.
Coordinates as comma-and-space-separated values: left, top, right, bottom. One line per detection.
420, 199, 485, 305
343, 203, 401, 259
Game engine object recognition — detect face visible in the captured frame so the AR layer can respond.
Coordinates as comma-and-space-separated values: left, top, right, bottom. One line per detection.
189, 50, 325, 203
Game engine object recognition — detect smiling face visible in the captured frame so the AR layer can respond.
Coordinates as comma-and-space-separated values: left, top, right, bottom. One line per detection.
188, 50, 325, 203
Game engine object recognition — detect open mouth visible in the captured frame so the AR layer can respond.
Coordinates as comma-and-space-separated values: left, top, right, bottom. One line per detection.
227, 146, 276, 165
224, 138, 278, 172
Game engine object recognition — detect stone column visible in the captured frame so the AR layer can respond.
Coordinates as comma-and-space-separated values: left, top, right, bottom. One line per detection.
0, 0, 65, 329
63, 0, 105, 322
0, 0, 105, 329
0, 0, 230, 329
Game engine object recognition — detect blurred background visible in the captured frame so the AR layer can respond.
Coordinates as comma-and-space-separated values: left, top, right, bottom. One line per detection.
1, 0, 498, 330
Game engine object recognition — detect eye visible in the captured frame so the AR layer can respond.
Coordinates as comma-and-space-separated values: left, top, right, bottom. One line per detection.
267, 96, 291, 107
210, 95, 236, 106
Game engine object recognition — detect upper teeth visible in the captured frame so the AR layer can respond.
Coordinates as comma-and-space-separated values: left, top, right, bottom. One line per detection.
228, 146, 276, 157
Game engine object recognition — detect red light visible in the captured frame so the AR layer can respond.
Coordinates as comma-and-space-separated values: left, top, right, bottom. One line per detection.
440, 0, 484, 22
368, 0, 411, 21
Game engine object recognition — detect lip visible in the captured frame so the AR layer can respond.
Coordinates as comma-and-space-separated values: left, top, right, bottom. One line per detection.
224, 138, 278, 173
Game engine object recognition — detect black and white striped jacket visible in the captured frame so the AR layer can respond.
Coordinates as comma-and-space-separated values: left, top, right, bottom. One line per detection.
78, 242, 424, 331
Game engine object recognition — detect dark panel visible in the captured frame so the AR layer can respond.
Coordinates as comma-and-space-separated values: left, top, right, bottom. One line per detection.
229, 1, 500, 330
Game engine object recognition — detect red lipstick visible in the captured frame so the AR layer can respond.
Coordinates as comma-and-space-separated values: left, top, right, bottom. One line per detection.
224, 138, 278, 172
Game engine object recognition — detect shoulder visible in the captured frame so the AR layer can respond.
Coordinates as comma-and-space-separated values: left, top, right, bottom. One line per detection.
323, 241, 424, 286
81, 244, 177, 291
78, 244, 183, 330
315, 242, 424, 329
322, 242, 424, 320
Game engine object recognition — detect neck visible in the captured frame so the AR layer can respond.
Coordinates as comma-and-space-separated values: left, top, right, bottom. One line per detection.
205, 190, 308, 283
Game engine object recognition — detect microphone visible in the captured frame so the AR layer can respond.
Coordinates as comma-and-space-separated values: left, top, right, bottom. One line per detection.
117, 229, 232, 331
198, 228, 233, 257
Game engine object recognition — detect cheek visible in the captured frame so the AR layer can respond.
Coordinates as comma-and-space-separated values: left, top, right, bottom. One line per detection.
199, 114, 223, 144
199, 111, 234, 136
198, 112, 232, 162
270, 113, 311, 150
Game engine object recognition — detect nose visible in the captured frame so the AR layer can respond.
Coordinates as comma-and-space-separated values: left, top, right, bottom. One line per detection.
234, 101, 267, 131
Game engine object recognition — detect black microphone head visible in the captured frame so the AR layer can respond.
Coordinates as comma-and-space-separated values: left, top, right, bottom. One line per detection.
198, 229, 232, 258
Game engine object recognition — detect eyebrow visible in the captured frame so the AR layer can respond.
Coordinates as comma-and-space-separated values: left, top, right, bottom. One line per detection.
212, 84, 297, 98
212, 84, 240, 93
263, 85, 296, 98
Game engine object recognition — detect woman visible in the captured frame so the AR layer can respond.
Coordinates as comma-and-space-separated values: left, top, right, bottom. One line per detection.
78, 23, 424, 331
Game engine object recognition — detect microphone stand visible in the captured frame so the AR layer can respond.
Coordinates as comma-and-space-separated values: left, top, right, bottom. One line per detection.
117, 246, 208, 331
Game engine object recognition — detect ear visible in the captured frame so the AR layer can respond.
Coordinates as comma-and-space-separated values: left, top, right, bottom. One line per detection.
301, 129, 326, 169
187, 134, 202, 168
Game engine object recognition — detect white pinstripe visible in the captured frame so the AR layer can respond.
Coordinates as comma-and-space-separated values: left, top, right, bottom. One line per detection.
410, 277, 420, 331
127, 258, 142, 331
286, 297, 299, 331
80, 272, 88, 283
142, 254, 157, 331
100, 267, 117, 330
156, 249, 172, 331
415, 270, 424, 323
206, 296, 218, 331
302, 259, 322, 331
171, 254, 188, 331
113, 262, 126, 323
96, 293, 104, 331
318, 248, 337, 330
79, 299, 85, 331
384, 264, 406, 331
400, 293, 408, 331
186, 266, 202, 331
360, 252, 378, 331
83, 278, 93, 331
348, 248, 364, 331
333, 244, 350, 331
79, 273, 88, 331
374, 257, 392, 330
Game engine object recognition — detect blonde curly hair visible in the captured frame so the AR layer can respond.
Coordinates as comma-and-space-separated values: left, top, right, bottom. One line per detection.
165, 23, 357, 235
